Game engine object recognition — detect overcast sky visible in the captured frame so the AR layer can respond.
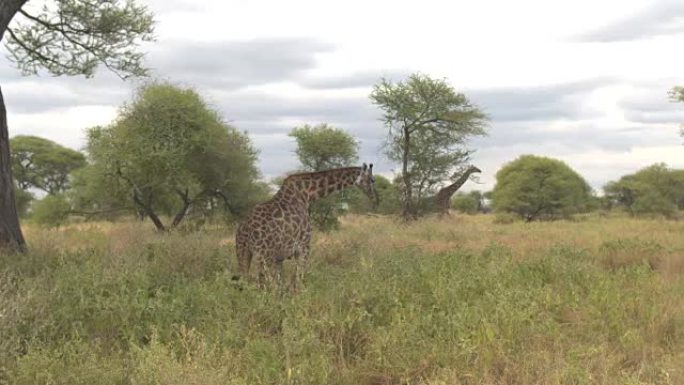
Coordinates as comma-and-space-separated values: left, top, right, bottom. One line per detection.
3, 0, 684, 192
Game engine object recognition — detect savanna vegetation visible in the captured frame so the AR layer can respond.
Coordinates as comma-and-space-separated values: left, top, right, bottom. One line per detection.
1, 214, 683, 384
1, 1, 684, 384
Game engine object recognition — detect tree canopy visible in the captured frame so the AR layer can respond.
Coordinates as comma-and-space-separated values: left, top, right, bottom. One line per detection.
84, 82, 262, 231
370, 73, 488, 219
492, 155, 592, 221
289, 123, 359, 171
10, 135, 86, 195
289, 123, 359, 230
604, 163, 684, 218
4, 0, 155, 78
0, 0, 156, 252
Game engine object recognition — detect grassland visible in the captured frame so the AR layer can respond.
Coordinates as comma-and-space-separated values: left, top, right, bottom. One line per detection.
1, 214, 683, 384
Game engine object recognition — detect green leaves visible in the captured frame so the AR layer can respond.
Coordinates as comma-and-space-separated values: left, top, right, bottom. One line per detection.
289, 123, 360, 230
84, 82, 262, 229
492, 155, 592, 221
5, 0, 155, 79
10, 135, 86, 195
669, 86, 684, 138
370, 73, 488, 217
604, 163, 684, 218
289, 123, 359, 171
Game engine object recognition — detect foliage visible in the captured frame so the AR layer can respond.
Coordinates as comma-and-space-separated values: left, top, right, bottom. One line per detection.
603, 163, 684, 218
13, 184, 33, 217
669, 86, 684, 138
68, 163, 133, 220
1, 216, 683, 384
288, 123, 359, 170
451, 191, 483, 214
85, 82, 261, 230
4, 0, 155, 79
289, 123, 360, 231
346, 174, 401, 215
492, 155, 592, 221
10, 135, 86, 195
0, 0, 156, 253
30, 194, 71, 227
370, 73, 488, 219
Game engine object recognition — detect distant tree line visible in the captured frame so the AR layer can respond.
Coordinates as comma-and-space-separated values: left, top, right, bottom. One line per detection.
8, 75, 684, 230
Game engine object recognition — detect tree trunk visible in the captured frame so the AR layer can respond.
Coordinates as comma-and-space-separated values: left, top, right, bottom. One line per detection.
132, 191, 166, 231
401, 129, 415, 220
0, 0, 27, 40
170, 194, 191, 229
0, 87, 26, 253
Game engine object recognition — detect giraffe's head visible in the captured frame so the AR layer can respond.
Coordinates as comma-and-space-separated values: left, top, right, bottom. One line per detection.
355, 163, 379, 207
468, 165, 482, 174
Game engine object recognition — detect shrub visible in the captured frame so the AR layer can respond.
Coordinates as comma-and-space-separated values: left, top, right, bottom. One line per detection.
451, 191, 482, 214
604, 163, 684, 217
31, 194, 71, 227
492, 155, 592, 221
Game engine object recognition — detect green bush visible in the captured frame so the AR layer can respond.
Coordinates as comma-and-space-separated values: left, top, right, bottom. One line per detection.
451, 191, 482, 214
31, 194, 71, 227
604, 163, 684, 217
14, 187, 33, 218
492, 155, 592, 221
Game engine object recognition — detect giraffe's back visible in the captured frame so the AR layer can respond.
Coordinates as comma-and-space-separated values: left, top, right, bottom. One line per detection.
236, 198, 311, 265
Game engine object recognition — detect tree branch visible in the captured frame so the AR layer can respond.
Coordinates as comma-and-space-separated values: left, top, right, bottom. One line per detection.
6, 27, 71, 71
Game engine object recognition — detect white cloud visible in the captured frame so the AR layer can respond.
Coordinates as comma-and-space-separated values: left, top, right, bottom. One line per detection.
2, 0, 684, 193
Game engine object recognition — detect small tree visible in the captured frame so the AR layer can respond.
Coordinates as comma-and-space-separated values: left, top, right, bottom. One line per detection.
347, 174, 401, 215
370, 73, 488, 219
288, 123, 359, 230
492, 155, 592, 221
0, 0, 155, 252
604, 163, 684, 218
30, 194, 71, 227
10, 135, 86, 195
87, 82, 261, 231
452, 191, 483, 214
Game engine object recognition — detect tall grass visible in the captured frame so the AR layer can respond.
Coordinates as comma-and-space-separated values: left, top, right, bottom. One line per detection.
1, 214, 683, 384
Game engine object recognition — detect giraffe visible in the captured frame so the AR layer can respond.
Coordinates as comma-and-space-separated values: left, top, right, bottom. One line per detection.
434, 165, 481, 216
234, 163, 378, 289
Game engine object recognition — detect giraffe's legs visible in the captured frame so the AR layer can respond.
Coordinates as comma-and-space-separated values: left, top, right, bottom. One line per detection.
256, 255, 271, 289
275, 259, 285, 292
291, 245, 310, 293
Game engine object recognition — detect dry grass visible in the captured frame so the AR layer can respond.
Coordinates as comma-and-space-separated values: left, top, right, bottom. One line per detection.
1, 213, 683, 384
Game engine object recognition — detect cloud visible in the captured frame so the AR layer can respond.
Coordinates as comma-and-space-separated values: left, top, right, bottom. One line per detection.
576, 0, 684, 42
468, 78, 615, 123
148, 38, 335, 90
619, 86, 684, 125
298, 70, 412, 90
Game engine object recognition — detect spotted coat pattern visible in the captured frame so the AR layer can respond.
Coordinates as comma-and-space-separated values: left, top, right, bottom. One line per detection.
235, 165, 377, 286
434, 165, 481, 216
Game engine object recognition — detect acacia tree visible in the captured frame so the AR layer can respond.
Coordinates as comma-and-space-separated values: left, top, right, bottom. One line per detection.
88, 82, 261, 231
288, 123, 359, 230
0, 0, 154, 252
604, 163, 684, 218
370, 73, 488, 219
492, 155, 592, 221
11, 135, 86, 194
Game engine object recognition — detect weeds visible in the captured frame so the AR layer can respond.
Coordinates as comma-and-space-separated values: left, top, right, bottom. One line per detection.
1, 214, 683, 384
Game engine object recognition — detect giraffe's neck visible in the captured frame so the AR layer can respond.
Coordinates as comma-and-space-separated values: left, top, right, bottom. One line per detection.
276, 167, 362, 206
443, 170, 476, 195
